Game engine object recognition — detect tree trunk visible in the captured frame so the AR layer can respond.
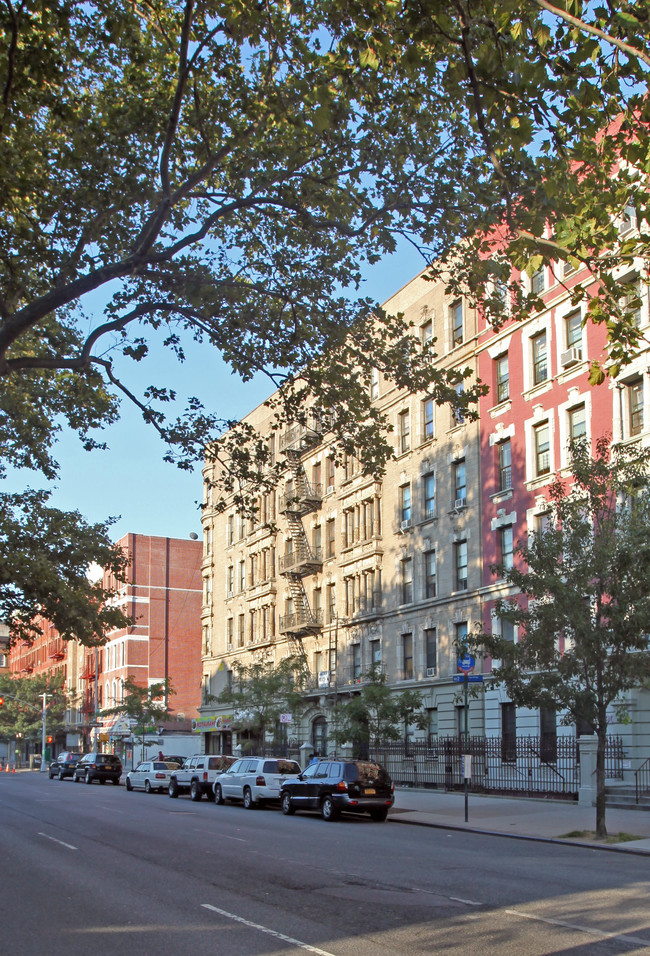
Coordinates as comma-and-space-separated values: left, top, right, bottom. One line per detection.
595, 723, 608, 838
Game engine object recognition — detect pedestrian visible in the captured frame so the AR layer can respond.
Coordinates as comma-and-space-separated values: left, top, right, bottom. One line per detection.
308, 753, 318, 765
158, 750, 164, 761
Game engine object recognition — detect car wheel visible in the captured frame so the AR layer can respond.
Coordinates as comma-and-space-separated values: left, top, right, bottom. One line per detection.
145, 780, 151, 794
58, 770, 65, 781
214, 784, 224, 805
320, 795, 339, 821
126, 778, 133, 791
281, 791, 295, 815
112, 777, 120, 785
190, 779, 202, 802
85, 772, 93, 785
99, 778, 106, 785
168, 778, 179, 798
369, 808, 389, 822
49, 772, 55, 779
243, 787, 256, 810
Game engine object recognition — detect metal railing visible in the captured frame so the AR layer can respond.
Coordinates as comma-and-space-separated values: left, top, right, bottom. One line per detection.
635, 756, 650, 804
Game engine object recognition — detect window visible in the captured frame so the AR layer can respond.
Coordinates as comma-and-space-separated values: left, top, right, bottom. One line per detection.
370, 368, 379, 401
400, 484, 412, 524
454, 459, 466, 506
454, 383, 465, 425
621, 278, 642, 327
531, 266, 545, 296
455, 541, 468, 591
327, 583, 336, 623
455, 620, 468, 653
352, 643, 361, 680
532, 331, 548, 385
536, 511, 552, 536
565, 310, 582, 349
628, 378, 644, 436
569, 404, 586, 441
237, 614, 245, 647
424, 549, 437, 598
326, 456, 335, 490
540, 706, 557, 763
226, 618, 234, 648
421, 318, 433, 346
238, 560, 246, 592
370, 639, 381, 667
451, 300, 463, 345
422, 397, 434, 441
498, 439, 511, 492
501, 703, 516, 763
401, 557, 413, 604
498, 525, 514, 571
398, 409, 410, 453
402, 633, 413, 680
226, 565, 234, 597
496, 353, 509, 404
425, 628, 437, 673
423, 472, 435, 519
326, 518, 336, 557
226, 515, 234, 547
534, 422, 550, 476
312, 461, 322, 492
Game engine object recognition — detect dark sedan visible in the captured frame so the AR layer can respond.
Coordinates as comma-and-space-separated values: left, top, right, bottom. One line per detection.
280, 759, 394, 822
49, 751, 83, 780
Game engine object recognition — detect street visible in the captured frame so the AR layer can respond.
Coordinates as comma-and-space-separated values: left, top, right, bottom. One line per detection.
2, 772, 650, 955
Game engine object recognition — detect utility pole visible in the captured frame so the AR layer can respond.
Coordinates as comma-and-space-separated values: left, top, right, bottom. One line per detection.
40, 693, 51, 772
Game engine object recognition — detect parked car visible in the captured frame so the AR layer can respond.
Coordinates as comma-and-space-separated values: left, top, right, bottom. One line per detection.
168, 754, 236, 800
280, 759, 394, 821
49, 751, 82, 780
125, 760, 178, 793
214, 757, 301, 808
73, 752, 122, 785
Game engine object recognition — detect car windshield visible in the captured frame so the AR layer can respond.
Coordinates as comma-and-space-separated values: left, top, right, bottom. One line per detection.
263, 759, 300, 774
346, 761, 391, 786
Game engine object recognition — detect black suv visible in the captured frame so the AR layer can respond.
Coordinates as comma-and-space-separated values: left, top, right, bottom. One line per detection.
73, 752, 122, 785
49, 751, 82, 780
280, 759, 394, 822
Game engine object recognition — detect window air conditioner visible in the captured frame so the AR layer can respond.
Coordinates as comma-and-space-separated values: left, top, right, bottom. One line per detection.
454, 498, 466, 510
227, 643, 233, 651
400, 519, 412, 530
426, 666, 437, 677
560, 347, 582, 369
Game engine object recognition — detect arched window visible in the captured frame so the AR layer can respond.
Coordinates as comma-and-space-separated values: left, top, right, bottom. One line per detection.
312, 716, 328, 757
105, 681, 110, 706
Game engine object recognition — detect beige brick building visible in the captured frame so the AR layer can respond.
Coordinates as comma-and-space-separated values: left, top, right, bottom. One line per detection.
199, 270, 485, 756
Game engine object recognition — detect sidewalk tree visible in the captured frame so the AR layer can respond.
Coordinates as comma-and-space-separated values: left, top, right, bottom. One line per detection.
104, 676, 175, 763
0, 673, 69, 749
2, 1, 649, 630
329, 666, 428, 754
472, 437, 650, 838
217, 656, 307, 752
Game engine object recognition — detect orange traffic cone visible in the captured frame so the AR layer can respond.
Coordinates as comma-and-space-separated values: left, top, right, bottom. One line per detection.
11, 767, 15, 773
4, 763, 8, 772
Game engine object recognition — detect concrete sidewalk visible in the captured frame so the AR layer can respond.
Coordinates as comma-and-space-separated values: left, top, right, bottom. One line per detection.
389, 787, 650, 854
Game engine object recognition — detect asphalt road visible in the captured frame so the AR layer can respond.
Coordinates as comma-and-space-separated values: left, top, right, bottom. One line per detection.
2, 772, 650, 955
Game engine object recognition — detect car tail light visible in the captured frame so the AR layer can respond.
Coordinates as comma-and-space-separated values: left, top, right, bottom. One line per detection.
334, 780, 348, 792
155, 773, 166, 780
256, 775, 266, 786
202, 772, 208, 781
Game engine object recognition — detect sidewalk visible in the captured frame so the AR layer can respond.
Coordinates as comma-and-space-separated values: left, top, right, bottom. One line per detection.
389, 787, 650, 854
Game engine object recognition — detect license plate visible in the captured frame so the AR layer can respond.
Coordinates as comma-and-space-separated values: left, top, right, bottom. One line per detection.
364, 788, 376, 795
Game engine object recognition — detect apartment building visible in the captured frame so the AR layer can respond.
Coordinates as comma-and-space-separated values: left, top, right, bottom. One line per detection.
8, 533, 203, 754
477, 246, 650, 769
199, 270, 485, 756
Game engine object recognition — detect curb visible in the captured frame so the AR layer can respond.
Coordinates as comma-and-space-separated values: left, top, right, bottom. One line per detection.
388, 813, 650, 856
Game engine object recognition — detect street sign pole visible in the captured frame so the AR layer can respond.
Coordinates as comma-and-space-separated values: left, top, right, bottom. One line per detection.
464, 673, 469, 823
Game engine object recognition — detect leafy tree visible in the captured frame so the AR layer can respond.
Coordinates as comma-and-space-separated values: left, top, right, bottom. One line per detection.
217, 656, 307, 752
104, 676, 175, 763
0, 673, 69, 750
329, 666, 428, 754
472, 438, 650, 838
2, 1, 650, 633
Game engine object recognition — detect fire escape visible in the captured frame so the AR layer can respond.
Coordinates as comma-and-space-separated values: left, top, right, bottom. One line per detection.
277, 417, 324, 664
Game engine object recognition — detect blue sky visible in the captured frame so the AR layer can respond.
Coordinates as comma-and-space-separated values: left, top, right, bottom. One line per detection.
23, 245, 426, 543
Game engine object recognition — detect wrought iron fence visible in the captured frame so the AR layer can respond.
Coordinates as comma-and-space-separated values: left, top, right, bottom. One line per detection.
369, 735, 624, 798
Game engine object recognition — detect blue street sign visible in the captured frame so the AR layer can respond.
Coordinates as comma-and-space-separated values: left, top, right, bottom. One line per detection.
457, 655, 475, 673
467, 675, 484, 683
452, 675, 466, 682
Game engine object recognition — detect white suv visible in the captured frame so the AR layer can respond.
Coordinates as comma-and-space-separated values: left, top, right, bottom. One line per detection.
168, 754, 235, 801
214, 757, 301, 809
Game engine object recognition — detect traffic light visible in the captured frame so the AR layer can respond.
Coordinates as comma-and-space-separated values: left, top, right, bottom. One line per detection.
0, 696, 4, 707
46, 736, 53, 744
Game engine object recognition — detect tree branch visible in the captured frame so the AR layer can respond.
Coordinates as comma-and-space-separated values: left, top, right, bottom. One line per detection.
533, 0, 650, 69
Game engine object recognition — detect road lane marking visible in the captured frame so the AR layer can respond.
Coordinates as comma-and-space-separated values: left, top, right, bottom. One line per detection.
201, 903, 338, 955
195, 829, 247, 842
506, 909, 650, 947
38, 832, 78, 850
449, 897, 483, 906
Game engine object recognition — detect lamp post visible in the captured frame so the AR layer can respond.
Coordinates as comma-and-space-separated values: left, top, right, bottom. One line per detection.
40, 692, 51, 772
